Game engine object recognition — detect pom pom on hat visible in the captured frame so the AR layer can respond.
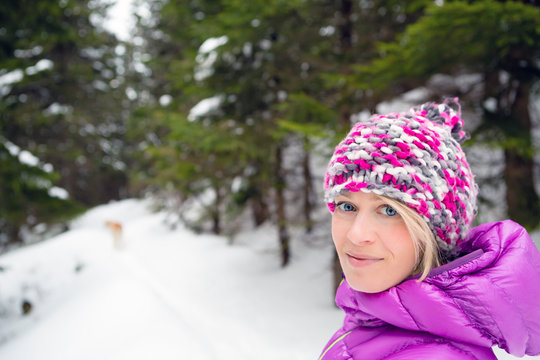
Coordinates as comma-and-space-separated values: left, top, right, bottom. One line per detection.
413, 98, 468, 143
324, 98, 478, 261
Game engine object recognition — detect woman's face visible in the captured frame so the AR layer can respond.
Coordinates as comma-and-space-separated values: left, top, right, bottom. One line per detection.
332, 191, 417, 293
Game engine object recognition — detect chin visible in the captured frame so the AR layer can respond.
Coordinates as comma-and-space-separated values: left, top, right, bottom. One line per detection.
350, 283, 387, 294
346, 276, 389, 293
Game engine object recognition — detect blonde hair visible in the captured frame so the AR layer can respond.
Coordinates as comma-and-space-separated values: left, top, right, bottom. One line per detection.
378, 195, 441, 281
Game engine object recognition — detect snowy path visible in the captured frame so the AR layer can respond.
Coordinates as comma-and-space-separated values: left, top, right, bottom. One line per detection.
120, 210, 342, 359
0, 200, 340, 360
0, 199, 538, 360
0, 249, 218, 359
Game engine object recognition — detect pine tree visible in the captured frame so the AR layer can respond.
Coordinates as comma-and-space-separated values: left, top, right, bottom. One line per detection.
0, 0, 129, 207
130, 0, 431, 267
0, 0, 131, 246
0, 140, 83, 250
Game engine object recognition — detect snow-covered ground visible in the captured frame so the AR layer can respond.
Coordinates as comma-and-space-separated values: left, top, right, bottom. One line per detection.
0, 199, 538, 360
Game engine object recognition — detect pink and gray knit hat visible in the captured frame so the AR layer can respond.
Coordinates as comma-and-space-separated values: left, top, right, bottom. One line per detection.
324, 98, 478, 260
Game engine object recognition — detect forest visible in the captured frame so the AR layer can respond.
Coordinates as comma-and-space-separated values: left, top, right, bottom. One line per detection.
1, 0, 539, 268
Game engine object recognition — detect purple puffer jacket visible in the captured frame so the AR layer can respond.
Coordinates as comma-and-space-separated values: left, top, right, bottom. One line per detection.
320, 221, 540, 359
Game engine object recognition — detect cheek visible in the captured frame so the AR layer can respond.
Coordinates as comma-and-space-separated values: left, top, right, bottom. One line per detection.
331, 216, 346, 248
376, 221, 407, 250
388, 227, 416, 269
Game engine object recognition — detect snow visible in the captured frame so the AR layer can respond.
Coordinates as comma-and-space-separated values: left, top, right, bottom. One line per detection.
0, 69, 23, 97
103, 0, 136, 42
2, 140, 56, 175
319, 26, 336, 37
0, 69, 23, 88
0, 199, 538, 360
25, 59, 53, 76
159, 94, 172, 107
188, 95, 224, 121
199, 36, 229, 55
0, 199, 340, 359
48, 187, 69, 200
44, 103, 72, 116
375, 87, 430, 115
195, 36, 229, 81
17, 150, 40, 167
14, 46, 43, 59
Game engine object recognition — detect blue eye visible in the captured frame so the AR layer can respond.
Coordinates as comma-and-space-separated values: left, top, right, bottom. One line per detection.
337, 202, 356, 212
384, 206, 397, 216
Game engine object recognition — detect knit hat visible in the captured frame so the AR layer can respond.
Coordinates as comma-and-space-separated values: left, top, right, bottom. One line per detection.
324, 98, 478, 261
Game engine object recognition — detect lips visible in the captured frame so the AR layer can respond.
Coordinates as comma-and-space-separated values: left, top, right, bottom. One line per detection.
346, 252, 382, 268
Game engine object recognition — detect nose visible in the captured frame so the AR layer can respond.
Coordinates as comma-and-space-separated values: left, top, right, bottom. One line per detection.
347, 211, 377, 245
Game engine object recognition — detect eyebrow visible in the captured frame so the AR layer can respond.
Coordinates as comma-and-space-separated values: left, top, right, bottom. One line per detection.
335, 193, 353, 200
335, 192, 382, 202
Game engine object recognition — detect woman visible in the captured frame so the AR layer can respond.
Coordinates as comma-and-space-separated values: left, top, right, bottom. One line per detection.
320, 99, 540, 359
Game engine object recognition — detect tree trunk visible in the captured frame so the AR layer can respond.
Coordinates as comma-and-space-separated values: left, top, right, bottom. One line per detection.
5, 223, 23, 247
250, 171, 270, 227
211, 211, 221, 235
338, 0, 353, 57
275, 144, 290, 267
504, 81, 540, 229
302, 138, 314, 234
251, 191, 270, 227
211, 184, 222, 235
